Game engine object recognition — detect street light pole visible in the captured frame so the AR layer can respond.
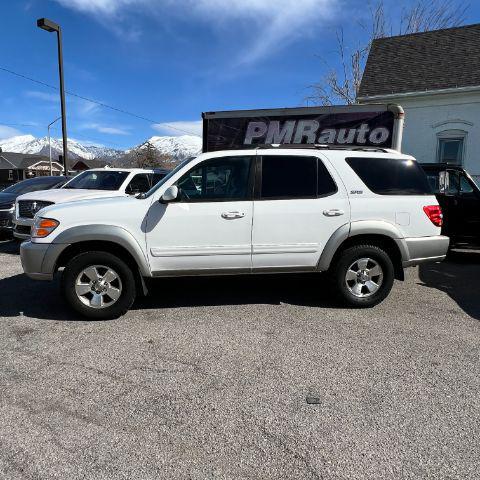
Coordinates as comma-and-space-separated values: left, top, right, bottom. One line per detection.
47, 117, 61, 176
37, 18, 68, 175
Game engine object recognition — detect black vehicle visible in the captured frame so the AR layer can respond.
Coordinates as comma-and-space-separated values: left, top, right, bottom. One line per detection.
421, 164, 480, 248
0, 176, 69, 238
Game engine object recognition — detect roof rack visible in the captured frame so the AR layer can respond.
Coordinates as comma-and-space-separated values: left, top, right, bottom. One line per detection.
255, 144, 391, 153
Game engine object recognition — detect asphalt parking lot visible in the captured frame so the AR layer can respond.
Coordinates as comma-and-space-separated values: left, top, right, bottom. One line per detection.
0, 239, 479, 480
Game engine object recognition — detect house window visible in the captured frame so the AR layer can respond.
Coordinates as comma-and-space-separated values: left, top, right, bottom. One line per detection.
438, 138, 464, 165
8, 170, 13, 180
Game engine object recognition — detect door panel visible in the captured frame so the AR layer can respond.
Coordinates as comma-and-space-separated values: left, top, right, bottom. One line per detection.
146, 201, 253, 272
146, 155, 254, 273
252, 198, 349, 268
252, 154, 350, 269
454, 173, 480, 241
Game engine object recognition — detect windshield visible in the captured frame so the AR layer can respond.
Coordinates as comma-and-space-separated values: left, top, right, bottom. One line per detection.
143, 157, 196, 198
63, 170, 129, 190
2, 177, 63, 195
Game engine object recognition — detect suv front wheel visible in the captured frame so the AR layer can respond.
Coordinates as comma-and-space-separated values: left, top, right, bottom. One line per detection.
331, 245, 395, 308
62, 251, 136, 319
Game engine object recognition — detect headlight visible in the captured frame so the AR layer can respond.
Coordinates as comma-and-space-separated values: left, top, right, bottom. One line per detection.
31, 217, 60, 238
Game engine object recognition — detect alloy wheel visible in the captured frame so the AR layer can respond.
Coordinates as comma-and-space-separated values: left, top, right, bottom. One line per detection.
75, 265, 123, 309
345, 257, 383, 298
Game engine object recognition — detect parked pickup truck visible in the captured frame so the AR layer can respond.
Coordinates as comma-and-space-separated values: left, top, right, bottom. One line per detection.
13, 168, 168, 240
422, 164, 480, 248
14, 168, 169, 239
20, 146, 449, 319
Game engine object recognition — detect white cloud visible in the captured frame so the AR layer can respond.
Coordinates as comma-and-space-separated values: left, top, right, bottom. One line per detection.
152, 120, 202, 136
0, 125, 22, 140
54, 0, 139, 15
82, 123, 131, 135
53, 0, 338, 63
25, 90, 59, 103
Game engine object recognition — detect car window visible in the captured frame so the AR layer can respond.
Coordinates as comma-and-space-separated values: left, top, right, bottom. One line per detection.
151, 172, 167, 187
460, 175, 474, 194
425, 172, 441, 194
346, 157, 432, 195
126, 174, 151, 194
2, 177, 65, 195
261, 156, 317, 199
317, 160, 337, 196
446, 171, 461, 195
63, 170, 129, 190
143, 157, 194, 198
176, 156, 252, 201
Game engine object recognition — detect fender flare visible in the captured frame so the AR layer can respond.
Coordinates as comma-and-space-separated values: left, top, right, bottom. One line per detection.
317, 220, 408, 271
52, 225, 151, 276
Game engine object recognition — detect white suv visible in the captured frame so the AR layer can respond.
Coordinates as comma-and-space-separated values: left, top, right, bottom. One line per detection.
20, 147, 449, 319
13, 168, 169, 239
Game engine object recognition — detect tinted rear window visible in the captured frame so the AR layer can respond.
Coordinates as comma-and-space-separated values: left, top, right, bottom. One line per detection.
346, 157, 432, 195
261, 156, 317, 199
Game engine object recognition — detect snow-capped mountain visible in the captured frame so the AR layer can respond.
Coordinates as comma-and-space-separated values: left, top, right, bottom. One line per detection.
0, 135, 121, 160
130, 135, 202, 160
0, 134, 202, 162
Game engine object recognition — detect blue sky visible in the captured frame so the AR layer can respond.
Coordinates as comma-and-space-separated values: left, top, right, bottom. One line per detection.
1, 0, 479, 150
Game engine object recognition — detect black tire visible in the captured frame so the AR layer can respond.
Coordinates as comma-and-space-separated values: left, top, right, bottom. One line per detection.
62, 251, 136, 320
330, 244, 395, 308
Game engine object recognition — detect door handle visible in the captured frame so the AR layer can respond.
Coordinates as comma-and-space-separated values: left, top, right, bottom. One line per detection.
221, 211, 245, 219
323, 209, 345, 217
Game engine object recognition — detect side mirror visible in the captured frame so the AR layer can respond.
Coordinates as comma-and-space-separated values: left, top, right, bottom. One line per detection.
160, 185, 179, 203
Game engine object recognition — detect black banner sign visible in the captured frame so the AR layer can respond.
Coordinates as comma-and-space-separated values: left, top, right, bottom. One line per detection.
202, 107, 397, 152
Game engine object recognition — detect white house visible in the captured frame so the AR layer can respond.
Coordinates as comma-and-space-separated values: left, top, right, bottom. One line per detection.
358, 24, 480, 184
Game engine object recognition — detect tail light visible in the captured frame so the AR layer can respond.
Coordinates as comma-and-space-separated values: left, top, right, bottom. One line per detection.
423, 205, 443, 227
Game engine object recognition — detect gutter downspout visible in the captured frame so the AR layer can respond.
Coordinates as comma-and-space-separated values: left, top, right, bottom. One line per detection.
388, 104, 405, 152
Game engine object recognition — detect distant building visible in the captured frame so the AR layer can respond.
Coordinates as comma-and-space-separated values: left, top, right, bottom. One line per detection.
358, 24, 480, 183
70, 158, 110, 172
0, 151, 63, 188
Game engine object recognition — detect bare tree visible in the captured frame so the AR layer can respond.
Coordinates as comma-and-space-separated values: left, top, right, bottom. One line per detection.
307, 0, 468, 105
133, 141, 173, 168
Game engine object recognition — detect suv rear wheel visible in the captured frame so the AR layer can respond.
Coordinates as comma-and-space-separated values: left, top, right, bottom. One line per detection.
331, 244, 395, 308
62, 251, 136, 319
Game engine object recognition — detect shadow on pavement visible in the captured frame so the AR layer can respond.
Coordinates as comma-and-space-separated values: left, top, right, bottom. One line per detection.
0, 273, 82, 321
0, 271, 338, 321
2, 247, 478, 321
135, 273, 337, 311
418, 250, 480, 321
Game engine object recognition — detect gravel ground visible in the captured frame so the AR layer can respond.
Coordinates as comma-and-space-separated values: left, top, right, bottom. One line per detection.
0, 239, 479, 480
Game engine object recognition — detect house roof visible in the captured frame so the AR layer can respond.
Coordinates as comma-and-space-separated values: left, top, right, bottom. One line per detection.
71, 158, 110, 170
0, 152, 51, 170
358, 23, 480, 98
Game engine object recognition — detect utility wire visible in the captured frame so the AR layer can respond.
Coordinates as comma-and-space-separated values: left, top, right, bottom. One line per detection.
0, 66, 200, 136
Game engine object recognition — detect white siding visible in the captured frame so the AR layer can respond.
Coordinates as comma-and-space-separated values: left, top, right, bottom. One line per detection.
363, 89, 480, 183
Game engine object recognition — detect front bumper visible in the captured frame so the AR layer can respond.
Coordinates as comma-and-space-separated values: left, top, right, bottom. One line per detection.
20, 241, 69, 281
13, 217, 33, 240
400, 235, 450, 267
0, 210, 14, 233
